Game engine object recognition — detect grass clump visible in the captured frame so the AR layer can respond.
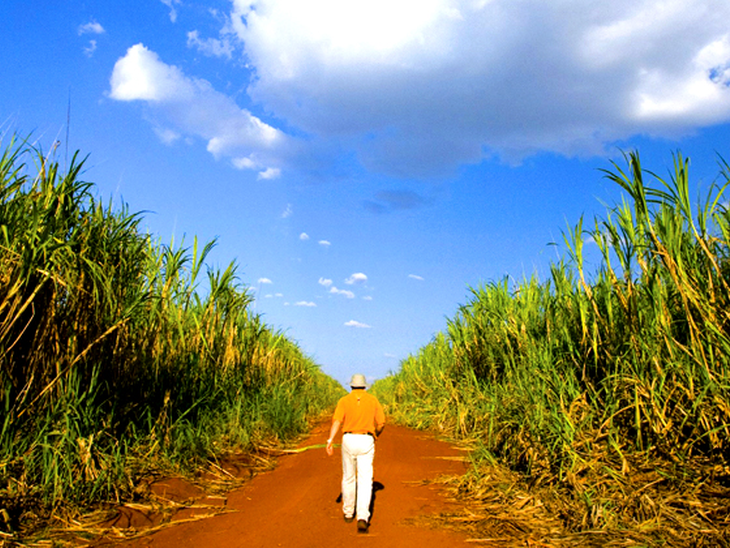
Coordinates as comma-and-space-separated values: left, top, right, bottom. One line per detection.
373, 150, 730, 547
0, 134, 344, 539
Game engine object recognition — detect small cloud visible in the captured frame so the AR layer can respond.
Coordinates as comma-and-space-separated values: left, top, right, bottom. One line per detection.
153, 126, 181, 144
408, 274, 425, 281
318, 240, 331, 247
583, 233, 601, 247
258, 277, 273, 284
264, 294, 273, 298
364, 190, 431, 214
232, 154, 283, 176
384, 353, 397, 359
318, 277, 333, 287
330, 287, 355, 299
233, 157, 256, 169
258, 167, 281, 180
83, 40, 98, 58
186, 30, 234, 59
275, 293, 283, 297
294, 301, 317, 307
345, 272, 367, 285
299, 232, 310, 240
160, 0, 181, 22
280, 204, 292, 218
362, 295, 373, 301
78, 20, 105, 35
345, 320, 372, 329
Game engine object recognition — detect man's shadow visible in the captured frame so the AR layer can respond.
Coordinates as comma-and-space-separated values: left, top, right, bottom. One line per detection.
336, 481, 385, 522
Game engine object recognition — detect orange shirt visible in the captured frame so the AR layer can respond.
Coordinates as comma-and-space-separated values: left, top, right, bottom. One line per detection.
333, 389, 385, 437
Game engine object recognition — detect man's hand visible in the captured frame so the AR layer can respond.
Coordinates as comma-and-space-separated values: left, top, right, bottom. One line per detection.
326, 420, 341, 457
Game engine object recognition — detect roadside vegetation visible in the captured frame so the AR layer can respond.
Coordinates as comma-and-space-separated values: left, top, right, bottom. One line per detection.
373, 151, 730, 546
0, 135, 343, 540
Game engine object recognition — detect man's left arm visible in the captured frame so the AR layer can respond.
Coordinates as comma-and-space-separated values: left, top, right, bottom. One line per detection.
374, 402, 385, 439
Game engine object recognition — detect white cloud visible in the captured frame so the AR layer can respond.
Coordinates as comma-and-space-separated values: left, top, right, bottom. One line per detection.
109, 43, 289, 178
232, 157, 256, 169
83, 40, 98, 58
78, 20, 105, 35
345, 272, 368, 285
330, 286, 355, 299
318, 277, 333, 287
109, 45, 180, 101
362, 295, 373, 301
79, 19, 103, 57
187, 30, 234, 59
408, 274, 424, 281
258, 277, 273, 284
318, 240, 331, 247
294, 301, 317, 307
300, 232, 310, 240
257, 167, 281, 180
153, 126, 181, 144
281, 204, 293, 218
345, 320, 372, 328
161, 0, 182, 23
227, 0, 730, 175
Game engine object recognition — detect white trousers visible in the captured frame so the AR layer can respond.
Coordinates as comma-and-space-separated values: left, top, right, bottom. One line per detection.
341, 433, 375, 521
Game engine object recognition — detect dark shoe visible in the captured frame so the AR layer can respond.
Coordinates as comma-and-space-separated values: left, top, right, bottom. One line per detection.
344, 515, 354, 523
357, 519, 369, 533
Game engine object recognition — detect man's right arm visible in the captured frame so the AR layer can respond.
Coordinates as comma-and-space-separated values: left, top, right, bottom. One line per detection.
326, 419, 342, 456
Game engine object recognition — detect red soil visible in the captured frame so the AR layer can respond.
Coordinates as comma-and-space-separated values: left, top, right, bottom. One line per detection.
90, 422, 471, 547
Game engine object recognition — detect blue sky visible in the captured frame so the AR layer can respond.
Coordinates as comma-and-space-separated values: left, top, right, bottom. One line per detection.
2, 0, 730, 386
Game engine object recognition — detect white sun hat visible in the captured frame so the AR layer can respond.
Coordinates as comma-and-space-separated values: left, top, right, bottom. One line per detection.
349, 373, 367, 388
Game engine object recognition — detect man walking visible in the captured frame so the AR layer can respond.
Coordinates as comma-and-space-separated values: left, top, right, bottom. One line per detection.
326, 374, 385, 533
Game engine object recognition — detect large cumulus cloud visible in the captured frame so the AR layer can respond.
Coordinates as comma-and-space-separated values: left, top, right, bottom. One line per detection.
230, 0, 730, 175
109, 1, 730, 179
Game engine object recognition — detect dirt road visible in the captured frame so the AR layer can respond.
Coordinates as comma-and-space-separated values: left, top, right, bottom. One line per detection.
94, 422, 471, 548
